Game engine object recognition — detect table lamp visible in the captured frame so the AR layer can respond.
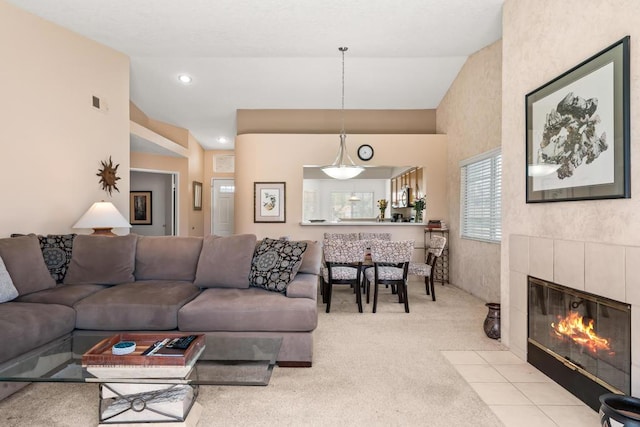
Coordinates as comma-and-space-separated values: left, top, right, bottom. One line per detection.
72, 201, 131, 236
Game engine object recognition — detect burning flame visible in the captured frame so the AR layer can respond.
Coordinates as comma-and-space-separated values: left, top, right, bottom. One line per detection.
551, 311, 613, 355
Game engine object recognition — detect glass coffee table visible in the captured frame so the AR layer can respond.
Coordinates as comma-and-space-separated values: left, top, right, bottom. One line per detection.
0, 332, 282, 425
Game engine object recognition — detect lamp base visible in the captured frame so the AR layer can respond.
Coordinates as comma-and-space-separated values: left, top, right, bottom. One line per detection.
91, 228, 116, 236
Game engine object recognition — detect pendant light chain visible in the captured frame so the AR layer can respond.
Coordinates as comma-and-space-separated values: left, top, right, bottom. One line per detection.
320, 46, 363, 180
340, 46, 347, 135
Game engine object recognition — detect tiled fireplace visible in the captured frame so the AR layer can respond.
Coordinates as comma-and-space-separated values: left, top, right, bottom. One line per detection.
527, 276, 631, 409
508, 235, 640, 409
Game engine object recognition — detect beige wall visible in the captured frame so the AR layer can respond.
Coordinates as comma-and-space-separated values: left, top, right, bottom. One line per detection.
436, 41, 503, 302
0, 1, 130, 237
501, 0, 640, 359
237, 109, 437, 135
234, 133, 447, 248
187, 133, 205, 236
130, 103, 205, 236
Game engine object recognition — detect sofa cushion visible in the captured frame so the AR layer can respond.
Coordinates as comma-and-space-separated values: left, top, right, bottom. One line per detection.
38, 234, 76, 283
134, 236, 203, 281
0, 302, 76, 364
0, 235, 56, 295
64, 234, 137, 285
10, 233, 77, 283
297, 240, 322, 275
249, 238, 307, 293
0, 255, 18, 303
16, 283, 107, 307
195, 234, 257, 289
74, 281, 201, 330
178, 287, 317, 332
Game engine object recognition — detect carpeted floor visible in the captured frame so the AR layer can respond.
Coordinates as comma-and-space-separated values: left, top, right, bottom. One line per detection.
0, 279, 506, 426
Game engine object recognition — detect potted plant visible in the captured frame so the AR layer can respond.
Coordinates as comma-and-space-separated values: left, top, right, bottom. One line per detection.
377, 199, 388, 221
413, 196, 426, 223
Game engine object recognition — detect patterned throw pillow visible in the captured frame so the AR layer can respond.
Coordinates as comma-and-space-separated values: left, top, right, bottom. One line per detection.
10, 233, 76, 283
249, 238, 308, 293
39, 234, 77, 283
0, 255, 19, 303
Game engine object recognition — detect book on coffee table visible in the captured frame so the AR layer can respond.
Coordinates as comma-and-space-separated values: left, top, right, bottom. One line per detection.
82, 333, 206, 378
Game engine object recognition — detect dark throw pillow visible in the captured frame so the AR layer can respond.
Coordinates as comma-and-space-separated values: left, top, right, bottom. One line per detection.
39, 234, 76, 283
249, 238, 307, 293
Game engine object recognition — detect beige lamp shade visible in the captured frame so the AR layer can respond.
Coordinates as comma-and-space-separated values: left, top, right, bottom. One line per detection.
73, 201, 131, 236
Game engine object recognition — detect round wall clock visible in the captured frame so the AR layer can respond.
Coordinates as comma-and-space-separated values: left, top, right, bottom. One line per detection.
357, 144, 374, 161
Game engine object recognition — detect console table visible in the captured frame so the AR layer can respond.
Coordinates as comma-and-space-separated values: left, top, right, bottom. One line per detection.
424, 228, 449, 284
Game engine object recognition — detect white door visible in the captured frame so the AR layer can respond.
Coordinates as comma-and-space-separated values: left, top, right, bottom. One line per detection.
212, 179, 235, 236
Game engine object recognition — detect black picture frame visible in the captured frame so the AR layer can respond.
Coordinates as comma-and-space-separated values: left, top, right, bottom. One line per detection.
254, 182, 286, 223
193, 181, 203, 211
130, 191, 152, 225
525, 36, 630, 203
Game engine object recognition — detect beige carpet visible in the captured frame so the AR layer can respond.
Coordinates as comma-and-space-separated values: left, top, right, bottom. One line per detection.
0, 279, 505, 426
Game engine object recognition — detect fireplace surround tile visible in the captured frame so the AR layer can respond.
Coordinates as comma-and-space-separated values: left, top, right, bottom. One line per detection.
509, 234, 529, 274
509, 271, 527, 313
493, 364, 553, 383
538, 405, 602, 426
625, 247, 640, 306
513, 382, 585, 406
510, 233, 637, 410
509, 307, 527, 359
584, 242, 625, 302
553, 239, 584, 291
529, 237, 553, 282
490, 405, 556, 427
469, 382, 532, 405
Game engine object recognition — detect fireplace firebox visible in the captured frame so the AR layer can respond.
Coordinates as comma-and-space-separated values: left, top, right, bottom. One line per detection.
527, 276, 631, 410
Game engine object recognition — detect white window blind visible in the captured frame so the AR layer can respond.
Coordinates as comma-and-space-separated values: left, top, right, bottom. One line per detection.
460, 148, 502, 243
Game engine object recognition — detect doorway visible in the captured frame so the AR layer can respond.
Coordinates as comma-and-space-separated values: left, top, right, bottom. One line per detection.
212, 179, 235, 236
130, 170, 178, 236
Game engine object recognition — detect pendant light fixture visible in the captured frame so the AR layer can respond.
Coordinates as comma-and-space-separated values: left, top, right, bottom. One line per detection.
321, 47, 364, 180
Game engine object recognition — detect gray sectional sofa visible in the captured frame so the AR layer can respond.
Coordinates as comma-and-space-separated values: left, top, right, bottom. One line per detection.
0, 233, 321, 399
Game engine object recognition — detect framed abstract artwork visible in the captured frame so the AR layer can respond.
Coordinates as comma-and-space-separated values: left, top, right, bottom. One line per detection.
254, 182, 286, 223
525, 36, 630, 203
130, 191, 152, 225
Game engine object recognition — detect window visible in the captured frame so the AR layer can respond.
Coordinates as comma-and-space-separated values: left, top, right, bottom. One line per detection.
460, 148, 501, 243
330, 192, 375, 219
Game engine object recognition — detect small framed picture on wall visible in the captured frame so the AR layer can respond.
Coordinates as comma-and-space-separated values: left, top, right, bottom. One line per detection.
254, 182, 286, 223
130, 191, 152, 225
193, 181, 203, 211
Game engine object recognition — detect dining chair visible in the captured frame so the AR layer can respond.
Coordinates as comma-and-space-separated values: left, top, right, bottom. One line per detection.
364, 239, 414, 313
358, 232, 392, 293
322, 239, 367, 313
323, 232, 359, 241
408, 235, 447, 301
319, 233, 361, 303
358, 232, 392, 242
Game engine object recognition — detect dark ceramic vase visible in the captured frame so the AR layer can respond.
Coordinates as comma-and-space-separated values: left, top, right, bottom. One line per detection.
483, 303, 501, 340
599, 393, 640, 426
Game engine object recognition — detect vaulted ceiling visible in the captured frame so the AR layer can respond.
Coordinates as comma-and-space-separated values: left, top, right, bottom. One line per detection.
8, 0, 504, 149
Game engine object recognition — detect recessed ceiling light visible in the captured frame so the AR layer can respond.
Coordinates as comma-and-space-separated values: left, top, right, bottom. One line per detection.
217, 137, 228, 143
178, 74, 192, 84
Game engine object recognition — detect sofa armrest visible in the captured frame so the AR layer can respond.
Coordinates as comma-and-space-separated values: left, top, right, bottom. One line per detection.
286, 273, 318, 301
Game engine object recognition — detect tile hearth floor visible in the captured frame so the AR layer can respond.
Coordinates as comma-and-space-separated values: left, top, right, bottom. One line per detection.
442, 350, 600, 426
